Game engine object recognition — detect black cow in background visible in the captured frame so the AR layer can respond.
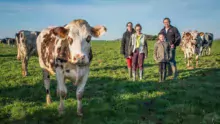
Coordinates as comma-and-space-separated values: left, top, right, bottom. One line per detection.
200, 32, 214, 56
0, 38, 16, 46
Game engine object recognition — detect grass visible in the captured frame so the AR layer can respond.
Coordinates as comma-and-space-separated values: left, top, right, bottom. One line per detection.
0, 40, 220, 124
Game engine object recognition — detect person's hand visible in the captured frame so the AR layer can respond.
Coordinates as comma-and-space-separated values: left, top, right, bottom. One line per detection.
171, 44, 174, 49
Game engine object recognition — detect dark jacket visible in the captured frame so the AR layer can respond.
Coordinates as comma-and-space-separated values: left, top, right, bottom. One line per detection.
121, 29, 135, 58
159, 25, 181, 48
154, 41, 170, 63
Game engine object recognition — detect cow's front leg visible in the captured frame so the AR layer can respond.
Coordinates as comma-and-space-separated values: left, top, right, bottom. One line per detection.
43, 69, 52, 105
76, 69, 89, 116
17, 45, 21, 60
208, 47, 211, 55
196, 55, 199, 68
184, 52, 187, 64
21, 56, 29, 77
56, 64, 67, 115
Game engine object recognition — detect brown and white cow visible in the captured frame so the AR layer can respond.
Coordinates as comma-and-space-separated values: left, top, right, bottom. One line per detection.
36, 19, 106, 116
15, 30, 40, 76
181, 31, 200, 69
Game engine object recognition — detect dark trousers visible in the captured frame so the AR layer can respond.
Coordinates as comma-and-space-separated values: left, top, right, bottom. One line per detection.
132, 49, 145, 71
159, 62, 167, 81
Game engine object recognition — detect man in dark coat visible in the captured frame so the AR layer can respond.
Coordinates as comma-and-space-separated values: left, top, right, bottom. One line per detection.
159, 18, 181, 80
121, 22, 135, 78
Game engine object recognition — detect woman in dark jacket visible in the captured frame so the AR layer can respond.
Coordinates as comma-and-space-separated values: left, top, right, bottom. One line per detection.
121, 22, 135, 78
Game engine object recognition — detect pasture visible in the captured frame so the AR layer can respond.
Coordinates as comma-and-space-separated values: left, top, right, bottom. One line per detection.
0, 41, 220, 124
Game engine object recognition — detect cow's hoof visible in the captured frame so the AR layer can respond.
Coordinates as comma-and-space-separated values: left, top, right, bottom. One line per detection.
58, 106, 65, 115
22, 72, 28, 77
58, 109, 65, 116
77, 112, 83, 117
46, 94, 52, 105
187, 66, 194, 70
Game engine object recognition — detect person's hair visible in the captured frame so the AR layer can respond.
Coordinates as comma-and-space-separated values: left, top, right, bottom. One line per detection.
157, 33, 165, 40
135, 23, 142, 30
158, 33, 164, 37
163, 17, 171, 23
126, 22, 133, 27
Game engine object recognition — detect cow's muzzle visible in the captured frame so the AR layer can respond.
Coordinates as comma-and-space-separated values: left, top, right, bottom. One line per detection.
69, 54, 89, 65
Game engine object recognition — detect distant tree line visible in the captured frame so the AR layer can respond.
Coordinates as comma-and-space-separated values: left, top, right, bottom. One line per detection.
114, 34, 158, 42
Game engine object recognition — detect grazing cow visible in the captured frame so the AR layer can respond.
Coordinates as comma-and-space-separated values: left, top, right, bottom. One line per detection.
7, 38, 16, 46
36, 19, 106, 116
0, 38, 15, 45
181, 31, 200, 69
200, 32, 214, 56
0, 39, 7, 44
15, 30, 39, 76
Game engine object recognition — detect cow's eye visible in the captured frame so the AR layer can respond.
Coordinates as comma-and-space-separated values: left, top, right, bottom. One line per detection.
86, 35, 91, 43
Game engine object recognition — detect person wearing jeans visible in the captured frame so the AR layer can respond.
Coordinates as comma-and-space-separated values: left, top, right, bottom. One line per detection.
121, 22, 135, 78
128, 24, 148, 81
159, 17, 181, 80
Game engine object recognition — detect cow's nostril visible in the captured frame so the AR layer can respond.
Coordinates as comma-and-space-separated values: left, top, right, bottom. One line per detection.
81, 55, 85, 59
76, 54, 80, 58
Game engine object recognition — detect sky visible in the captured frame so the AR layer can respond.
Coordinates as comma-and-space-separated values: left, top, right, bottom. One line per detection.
0, 0, 220, 40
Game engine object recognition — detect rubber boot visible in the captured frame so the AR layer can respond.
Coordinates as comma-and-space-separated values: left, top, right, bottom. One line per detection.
159, 72, 162, 83
162, 69, 166, 82
139, 70, 143, 80
167, 63, 173, 76
172, 65, 178, 80
128, 68, 132, 78
132, 71, 136, 81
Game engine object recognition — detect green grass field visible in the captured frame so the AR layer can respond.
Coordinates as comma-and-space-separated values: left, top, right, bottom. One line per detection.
0, 41, 220, 124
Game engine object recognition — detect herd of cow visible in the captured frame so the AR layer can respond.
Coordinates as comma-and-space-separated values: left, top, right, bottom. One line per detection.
180, 31, 214, 69
0, 38, 16, 46
0, 19, 214, 116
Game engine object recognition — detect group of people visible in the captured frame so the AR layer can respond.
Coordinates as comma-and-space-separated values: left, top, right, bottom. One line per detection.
121, 18, 181, 82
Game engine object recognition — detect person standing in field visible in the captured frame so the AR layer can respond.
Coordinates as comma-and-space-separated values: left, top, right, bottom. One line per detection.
121, 22, 135, 78
128, 24, 148, 81
154, 33, 170, 82
159, 18, 181, 80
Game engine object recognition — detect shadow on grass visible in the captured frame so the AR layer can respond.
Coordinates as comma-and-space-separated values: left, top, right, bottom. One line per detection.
90, 63, 156, 72
0, 54, 17, 57
1, 68, 220, 123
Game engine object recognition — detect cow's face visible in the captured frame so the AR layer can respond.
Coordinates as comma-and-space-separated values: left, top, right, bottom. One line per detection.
51, 19, 107, 65
190, 31, 199, 40
183, 32, 192, 41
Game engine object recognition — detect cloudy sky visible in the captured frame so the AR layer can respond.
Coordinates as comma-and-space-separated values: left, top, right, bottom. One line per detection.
0, 0, 219, 40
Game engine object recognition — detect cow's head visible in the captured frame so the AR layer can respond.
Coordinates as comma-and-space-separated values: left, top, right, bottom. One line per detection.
190, 31, 199, 40
199, 32, 204, 37
183, 32, 192, 41
50, 19, 107, 65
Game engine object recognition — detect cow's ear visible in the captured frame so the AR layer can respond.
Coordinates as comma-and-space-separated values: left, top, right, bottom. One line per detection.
91, 25, 107, 38
51, 27, 69, 38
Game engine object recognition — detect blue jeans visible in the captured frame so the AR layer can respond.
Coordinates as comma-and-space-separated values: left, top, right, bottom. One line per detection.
170, 48, 176, 67
168, 48, 177, 77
